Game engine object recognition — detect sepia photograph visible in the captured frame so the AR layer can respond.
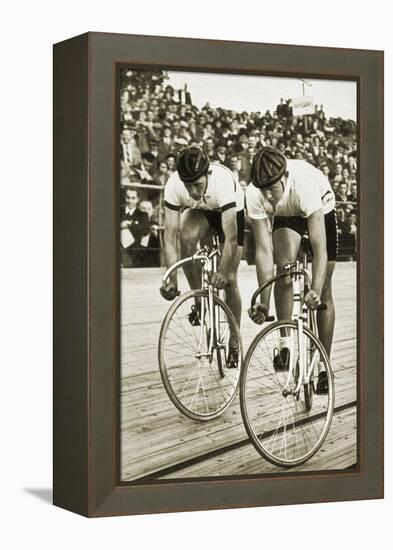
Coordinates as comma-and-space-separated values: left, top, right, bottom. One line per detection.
119, 67, 358, 481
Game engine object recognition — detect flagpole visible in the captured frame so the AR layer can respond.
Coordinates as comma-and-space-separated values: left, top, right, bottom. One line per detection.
300, 78, 311, 134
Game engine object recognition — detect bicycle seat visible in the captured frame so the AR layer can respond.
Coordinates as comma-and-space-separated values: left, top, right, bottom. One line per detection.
282, 262, 297, 272
301, 234, 312, 254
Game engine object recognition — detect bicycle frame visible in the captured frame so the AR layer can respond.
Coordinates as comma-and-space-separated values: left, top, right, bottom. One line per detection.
282, 261, 320, 396
251, 256, 322, 399
161, 235, 224, 358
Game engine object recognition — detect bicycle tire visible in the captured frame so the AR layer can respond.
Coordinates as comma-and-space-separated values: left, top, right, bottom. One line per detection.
240, 321, 334, 467
159, 289, 243, 421
304, 380, 314, 412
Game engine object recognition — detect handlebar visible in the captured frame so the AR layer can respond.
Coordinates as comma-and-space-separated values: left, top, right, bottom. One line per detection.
161, 247, 230, 289
250, 271, 289, 308
162, 251, 209, 285
303, 284, 327, 310
251, 268, 327, 313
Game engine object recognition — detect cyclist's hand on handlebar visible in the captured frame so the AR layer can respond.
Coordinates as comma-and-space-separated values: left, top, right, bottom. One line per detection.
211, 271, 228, 289
304, 289, 321, 310
248, 303, 269, 324
160, 281, 180, 301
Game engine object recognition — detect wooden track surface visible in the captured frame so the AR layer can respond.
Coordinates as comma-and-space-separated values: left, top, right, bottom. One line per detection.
121, 262, 357, 480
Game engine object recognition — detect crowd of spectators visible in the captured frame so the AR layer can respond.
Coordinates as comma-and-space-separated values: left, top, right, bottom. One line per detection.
120, 69, 358, 267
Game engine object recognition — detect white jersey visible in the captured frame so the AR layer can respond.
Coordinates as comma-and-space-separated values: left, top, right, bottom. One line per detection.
246, 159, 335, 220
164, 162, 244, 213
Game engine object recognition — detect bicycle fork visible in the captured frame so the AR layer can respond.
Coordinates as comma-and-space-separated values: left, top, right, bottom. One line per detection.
282, 266, 307, 398
195, 256, 216, 359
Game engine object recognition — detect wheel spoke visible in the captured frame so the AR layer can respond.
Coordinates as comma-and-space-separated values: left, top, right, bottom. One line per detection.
160, 291, 241, 420
242, 322, 333, 465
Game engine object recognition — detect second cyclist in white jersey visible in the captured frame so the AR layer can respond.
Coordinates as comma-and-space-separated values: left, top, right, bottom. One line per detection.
160, 146, 245, 368
246, 146, 337, 393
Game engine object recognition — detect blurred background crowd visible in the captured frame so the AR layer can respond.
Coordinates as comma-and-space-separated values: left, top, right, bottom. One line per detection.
119, 69, 357, 268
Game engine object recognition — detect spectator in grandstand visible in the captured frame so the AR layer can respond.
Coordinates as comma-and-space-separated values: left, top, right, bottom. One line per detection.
320, 164, 331, 179
153, 160, 170, 187
204, 136, 216, 160
340, 211, 357, 257
139, 200, 161, 267
335, 182, 349, 202
342, 166, 350, 182
348, 152, 357, 169
347, 183, 357, 203
332, 163, 344, 183
229, 154, 247, 189
311, 135, 321, 158
120, 127, 141, 167
286, 99, 293, 117
135, 152, 156, 183
276, 98, 287, 117
305, 151, 315, 165
157, 126, 174, 160
214, 143, 228, 165
122, 103, 135, 125
149, 139, 162, 163
165, 153, 177, 175
346, 213, 357, 235
120, 189, 150, 267
173, 137, 190, 154
119, 67, 358, 265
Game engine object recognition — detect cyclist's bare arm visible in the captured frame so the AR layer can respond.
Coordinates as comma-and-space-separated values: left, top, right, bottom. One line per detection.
251, 217, 274, 306
307, 208, 328, 298
219, 207, 238, 277
163, 206, 180, 286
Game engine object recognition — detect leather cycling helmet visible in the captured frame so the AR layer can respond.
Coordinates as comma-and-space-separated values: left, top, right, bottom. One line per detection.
176, 147, 210, 183
251, 146, 287, 188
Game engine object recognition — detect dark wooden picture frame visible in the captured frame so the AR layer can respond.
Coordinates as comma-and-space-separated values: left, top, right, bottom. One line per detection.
53, 32, 384, 517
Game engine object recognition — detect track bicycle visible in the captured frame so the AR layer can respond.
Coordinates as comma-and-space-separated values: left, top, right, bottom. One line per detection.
158, 235, 243, 421
240, 239, 335, 467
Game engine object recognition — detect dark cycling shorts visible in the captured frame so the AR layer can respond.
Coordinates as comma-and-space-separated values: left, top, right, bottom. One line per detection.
196, 209, 245, 246
272, 209, 338, 261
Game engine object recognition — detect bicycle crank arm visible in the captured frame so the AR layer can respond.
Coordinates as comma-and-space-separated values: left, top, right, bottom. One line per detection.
282, 389, 301, 400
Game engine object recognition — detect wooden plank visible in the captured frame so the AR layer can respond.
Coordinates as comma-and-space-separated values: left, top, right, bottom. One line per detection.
120, 262, 357, 480
159, 407, 357, 478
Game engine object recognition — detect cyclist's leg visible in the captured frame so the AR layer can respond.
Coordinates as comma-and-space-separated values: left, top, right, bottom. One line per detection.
216, 210, 243, 360
272, 225, 302, 370
223, 210, 244, 333
316, 210, 337, 357
179, 208, 210, 290
224, 245, 242, 345
317, 261, 336, 356
272, 225, 302, 321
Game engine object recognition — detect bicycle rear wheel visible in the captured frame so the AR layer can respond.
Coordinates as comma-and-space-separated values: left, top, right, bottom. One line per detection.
240, 321, 334, 467
159, 289, 242, 421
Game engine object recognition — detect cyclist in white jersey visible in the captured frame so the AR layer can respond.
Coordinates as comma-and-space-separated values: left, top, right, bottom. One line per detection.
160, 147, 245, 367
246, 147, 337, 393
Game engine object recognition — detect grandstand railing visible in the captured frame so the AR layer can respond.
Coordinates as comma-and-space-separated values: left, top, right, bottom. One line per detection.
120, 184, 357, 267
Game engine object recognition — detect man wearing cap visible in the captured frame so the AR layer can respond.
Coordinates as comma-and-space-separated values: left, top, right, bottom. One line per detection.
246, 146, 337, 393
135, 152, 156, 183
120, 127, 141, 168
160, 146, 245, 368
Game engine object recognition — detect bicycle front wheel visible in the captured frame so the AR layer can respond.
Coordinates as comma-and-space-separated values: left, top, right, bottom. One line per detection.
240, 321, 334, 467
159, 290, 242, 421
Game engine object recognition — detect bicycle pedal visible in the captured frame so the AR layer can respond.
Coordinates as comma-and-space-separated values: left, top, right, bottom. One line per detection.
188, 305, 201, 326
315, 371, 329, 394
273, 347, 290, 372
226, 349, 239, 369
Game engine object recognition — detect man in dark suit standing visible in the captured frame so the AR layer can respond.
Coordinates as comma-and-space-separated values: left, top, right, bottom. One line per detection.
120, 188, 150, 267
